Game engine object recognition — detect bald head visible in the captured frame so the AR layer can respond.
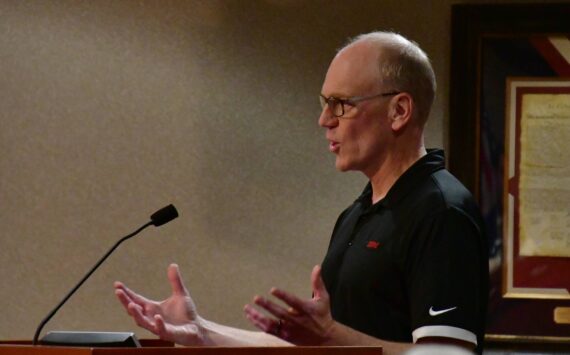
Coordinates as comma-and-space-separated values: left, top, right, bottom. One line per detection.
322, 40, 382, 99
339, 31, 436, 125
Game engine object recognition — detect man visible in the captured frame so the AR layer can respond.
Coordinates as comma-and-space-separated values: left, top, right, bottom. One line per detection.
114, 31, 489, 355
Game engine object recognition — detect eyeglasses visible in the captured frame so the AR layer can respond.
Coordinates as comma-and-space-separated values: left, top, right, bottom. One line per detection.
319, 91, 400, 118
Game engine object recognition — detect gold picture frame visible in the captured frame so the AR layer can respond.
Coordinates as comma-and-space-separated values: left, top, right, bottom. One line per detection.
502, 78, 570, 300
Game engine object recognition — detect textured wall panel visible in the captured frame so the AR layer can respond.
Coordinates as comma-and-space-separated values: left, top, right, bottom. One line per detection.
0, 0, 455, 340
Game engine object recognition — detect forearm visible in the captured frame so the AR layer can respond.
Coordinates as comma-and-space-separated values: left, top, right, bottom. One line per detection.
199, 317, 292, 347
322, 321, 412, 355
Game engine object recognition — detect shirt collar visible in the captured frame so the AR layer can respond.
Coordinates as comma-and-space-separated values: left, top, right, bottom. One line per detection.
355, 149, 446, 210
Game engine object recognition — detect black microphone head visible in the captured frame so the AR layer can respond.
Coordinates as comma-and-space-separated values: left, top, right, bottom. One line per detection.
151, 204, 179, 226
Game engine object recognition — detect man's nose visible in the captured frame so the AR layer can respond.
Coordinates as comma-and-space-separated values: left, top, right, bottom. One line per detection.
318, 106, 338, 128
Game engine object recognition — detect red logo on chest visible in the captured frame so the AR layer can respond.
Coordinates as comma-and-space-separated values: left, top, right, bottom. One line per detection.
366, 240, 381, 249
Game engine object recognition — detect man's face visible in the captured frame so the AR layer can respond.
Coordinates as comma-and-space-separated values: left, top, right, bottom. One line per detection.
318, 43, 393, 176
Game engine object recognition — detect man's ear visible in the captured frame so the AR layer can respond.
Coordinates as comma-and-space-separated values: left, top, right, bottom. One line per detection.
390, 93, 413, 131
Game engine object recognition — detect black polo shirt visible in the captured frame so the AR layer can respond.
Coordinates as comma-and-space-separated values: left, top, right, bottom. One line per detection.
321, 149, 488, 352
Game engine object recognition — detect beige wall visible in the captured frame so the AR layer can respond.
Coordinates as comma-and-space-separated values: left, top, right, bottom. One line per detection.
0, 0, 548, 341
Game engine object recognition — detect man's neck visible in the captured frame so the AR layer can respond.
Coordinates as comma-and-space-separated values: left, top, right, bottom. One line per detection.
368, 146, 426, 204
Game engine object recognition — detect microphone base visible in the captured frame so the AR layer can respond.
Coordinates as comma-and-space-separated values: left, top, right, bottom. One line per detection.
40, 331, 141, 347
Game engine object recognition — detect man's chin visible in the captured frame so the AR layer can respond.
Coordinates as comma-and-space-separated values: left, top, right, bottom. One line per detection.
335, 160, 352, 172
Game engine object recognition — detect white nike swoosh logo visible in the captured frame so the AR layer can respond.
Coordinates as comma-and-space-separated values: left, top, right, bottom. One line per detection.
429, 306, 457, 316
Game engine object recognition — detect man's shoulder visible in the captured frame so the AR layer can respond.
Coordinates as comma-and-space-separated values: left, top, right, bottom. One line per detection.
431, 169, 476, 206
399, 168, 482, 228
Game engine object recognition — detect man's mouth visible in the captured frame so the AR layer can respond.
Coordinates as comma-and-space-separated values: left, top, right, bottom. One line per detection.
329, 141, 340, 153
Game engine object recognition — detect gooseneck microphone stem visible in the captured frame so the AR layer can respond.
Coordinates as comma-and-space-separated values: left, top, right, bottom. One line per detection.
32, 221, 154, 345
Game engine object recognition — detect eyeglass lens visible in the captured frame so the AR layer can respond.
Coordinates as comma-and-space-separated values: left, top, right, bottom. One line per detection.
319, 96, 344, 117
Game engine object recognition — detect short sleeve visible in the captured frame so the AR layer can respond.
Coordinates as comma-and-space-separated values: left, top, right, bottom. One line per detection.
406, 206, 485, 346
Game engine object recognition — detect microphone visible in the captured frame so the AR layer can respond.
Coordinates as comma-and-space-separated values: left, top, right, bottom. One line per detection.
32, 204, 179, 346
150, 204, 178, 226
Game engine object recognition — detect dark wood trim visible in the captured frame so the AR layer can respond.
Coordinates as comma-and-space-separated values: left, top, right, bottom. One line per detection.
449, 3, 570, 197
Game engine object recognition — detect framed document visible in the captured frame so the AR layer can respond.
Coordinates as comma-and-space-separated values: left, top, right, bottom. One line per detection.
504, 79, 570, 299
450, 4, 570, 343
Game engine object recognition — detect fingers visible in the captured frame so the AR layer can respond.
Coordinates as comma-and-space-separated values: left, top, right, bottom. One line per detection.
243, 304, 275, 333
114, 282, 152, 307
269, 288, 310, 315
267, 265, 327, 314
247, 265, 328, 331
114, 285, 147, 315
114, 282, 160, 330
167, 264, 188, 296
126, 301, 160, 335
115, 289, 157, 333
153, 314, 175, 342
245, 303, 294, 341
252, 295, 294, 321
115, 289, 133, 310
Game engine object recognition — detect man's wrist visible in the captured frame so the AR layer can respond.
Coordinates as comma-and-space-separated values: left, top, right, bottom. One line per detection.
194, 316, 215, 346
319, 319, 340, 345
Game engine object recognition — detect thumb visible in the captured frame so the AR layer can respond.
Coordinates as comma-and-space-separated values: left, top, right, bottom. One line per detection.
311, 265, 329, 301
167, 263, 188, 296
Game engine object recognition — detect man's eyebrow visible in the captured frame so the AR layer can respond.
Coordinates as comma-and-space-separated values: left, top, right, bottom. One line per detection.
321, 92, 351, 99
